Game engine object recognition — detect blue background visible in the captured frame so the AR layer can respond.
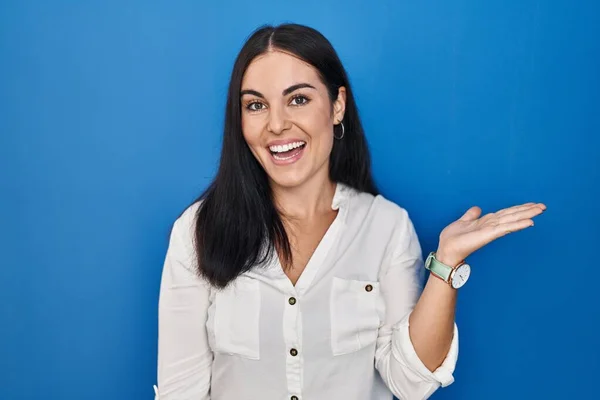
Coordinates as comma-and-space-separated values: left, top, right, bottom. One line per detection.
1, 1, 598, 399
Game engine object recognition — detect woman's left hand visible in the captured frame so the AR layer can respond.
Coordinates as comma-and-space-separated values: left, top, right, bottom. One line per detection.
436, 202, 547, 266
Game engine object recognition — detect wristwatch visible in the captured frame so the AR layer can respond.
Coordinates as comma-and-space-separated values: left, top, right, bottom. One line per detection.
425, 252, 471, 289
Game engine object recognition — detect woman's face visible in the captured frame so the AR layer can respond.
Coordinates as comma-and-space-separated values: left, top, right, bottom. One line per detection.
240, 50, 346, 189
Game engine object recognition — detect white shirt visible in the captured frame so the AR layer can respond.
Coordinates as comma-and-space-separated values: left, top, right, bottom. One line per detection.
155, 182, 458, 400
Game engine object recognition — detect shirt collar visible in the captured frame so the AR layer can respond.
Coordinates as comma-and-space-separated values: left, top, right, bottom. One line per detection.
331, 182, 356, 213
252, 181, 356, 280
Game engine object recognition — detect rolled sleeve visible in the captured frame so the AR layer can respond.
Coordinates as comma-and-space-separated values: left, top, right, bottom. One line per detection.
374, 204, 459, 399
392, 314, 459, 388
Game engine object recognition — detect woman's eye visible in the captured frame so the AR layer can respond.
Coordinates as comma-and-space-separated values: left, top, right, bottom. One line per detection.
247, 102, 265, 111
290, 95, 309, 106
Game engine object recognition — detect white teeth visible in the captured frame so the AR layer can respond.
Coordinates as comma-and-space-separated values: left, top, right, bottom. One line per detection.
269, 141, 305, 153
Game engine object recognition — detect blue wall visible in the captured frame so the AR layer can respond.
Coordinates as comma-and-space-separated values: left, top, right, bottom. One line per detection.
1, 1, 598, 399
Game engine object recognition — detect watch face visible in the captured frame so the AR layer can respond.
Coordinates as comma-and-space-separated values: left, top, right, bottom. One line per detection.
451, 264, 471, 289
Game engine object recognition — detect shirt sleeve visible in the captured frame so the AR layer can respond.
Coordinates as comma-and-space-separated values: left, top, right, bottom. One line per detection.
155, 207, 213, 400
374, 207, 459, 400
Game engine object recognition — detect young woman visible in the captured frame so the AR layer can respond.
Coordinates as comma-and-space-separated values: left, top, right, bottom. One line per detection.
154, 23, 545, 400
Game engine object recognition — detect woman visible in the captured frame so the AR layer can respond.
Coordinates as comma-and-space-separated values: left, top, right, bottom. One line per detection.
155, 23, 545, 399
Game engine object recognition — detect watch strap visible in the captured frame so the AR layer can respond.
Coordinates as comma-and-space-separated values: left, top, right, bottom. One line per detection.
425, 252, 453, 282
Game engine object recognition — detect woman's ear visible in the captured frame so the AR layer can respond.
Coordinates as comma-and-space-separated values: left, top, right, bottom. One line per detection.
333, 86, 347, 123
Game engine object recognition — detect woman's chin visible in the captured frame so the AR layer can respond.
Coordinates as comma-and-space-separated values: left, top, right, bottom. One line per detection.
268, 173, 307, 189
265, 165, 314, 189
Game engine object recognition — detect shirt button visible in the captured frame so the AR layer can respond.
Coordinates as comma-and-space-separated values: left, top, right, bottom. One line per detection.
291, 396, 299, 400
365, 284, 373, 292
290, 348, 298, 356
288, 297, 296, 305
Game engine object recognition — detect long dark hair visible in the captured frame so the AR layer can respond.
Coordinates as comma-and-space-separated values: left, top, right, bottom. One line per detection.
193, 23, 378, 288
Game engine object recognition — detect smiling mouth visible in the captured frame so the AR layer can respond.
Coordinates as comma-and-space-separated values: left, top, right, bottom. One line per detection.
267, 142, 307, 164
268, 142, 306, 159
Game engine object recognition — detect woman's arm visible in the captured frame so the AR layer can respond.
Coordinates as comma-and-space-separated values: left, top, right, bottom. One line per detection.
156, 208, 213, 399
375, 208, 458, 400
408, 263, 457, 372
409, 202, 545, 372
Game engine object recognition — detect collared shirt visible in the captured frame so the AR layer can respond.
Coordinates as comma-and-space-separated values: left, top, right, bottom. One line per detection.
155, 182, 458, 400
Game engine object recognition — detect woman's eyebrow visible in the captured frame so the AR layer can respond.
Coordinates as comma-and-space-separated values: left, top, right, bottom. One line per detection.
282, 83, 316, 96
240, 89, 264, 98
240, 83, 317, 98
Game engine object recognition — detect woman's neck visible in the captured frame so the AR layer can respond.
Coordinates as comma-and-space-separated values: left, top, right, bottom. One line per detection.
271, 175, 336, 221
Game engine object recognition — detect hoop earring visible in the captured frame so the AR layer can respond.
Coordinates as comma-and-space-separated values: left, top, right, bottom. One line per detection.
334, 121, 345, 140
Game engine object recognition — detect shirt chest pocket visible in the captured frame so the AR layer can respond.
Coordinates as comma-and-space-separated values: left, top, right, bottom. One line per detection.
330, 277, 381, 356
213, 276, 261, 360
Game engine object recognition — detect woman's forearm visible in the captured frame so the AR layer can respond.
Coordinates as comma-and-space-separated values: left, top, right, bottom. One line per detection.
408, 251, 460, 372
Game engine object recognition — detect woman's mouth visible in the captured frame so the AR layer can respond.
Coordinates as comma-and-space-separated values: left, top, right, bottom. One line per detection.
268, 141, 306, 165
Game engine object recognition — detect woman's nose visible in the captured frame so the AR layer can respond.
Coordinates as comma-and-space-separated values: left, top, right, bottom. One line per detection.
266, 105, 290, 134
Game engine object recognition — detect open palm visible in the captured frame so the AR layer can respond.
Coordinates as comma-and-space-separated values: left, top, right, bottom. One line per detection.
437, 202, 547, 265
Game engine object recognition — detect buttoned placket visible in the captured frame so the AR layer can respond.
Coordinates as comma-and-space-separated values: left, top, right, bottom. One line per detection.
244, 183, 351, 400
283, 288, 302, 400
281, 183, 351, 400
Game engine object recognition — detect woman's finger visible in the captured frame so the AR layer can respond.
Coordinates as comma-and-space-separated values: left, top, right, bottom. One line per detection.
459, 206, 482, 222
492, 218, 535, 238
497, 205, 545, 225
494, 203, 538, 216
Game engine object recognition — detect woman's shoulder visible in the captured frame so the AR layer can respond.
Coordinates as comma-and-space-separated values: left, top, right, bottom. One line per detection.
376, 193, 411, 220
171, 200, 203, 238
350, 187, 411, 223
